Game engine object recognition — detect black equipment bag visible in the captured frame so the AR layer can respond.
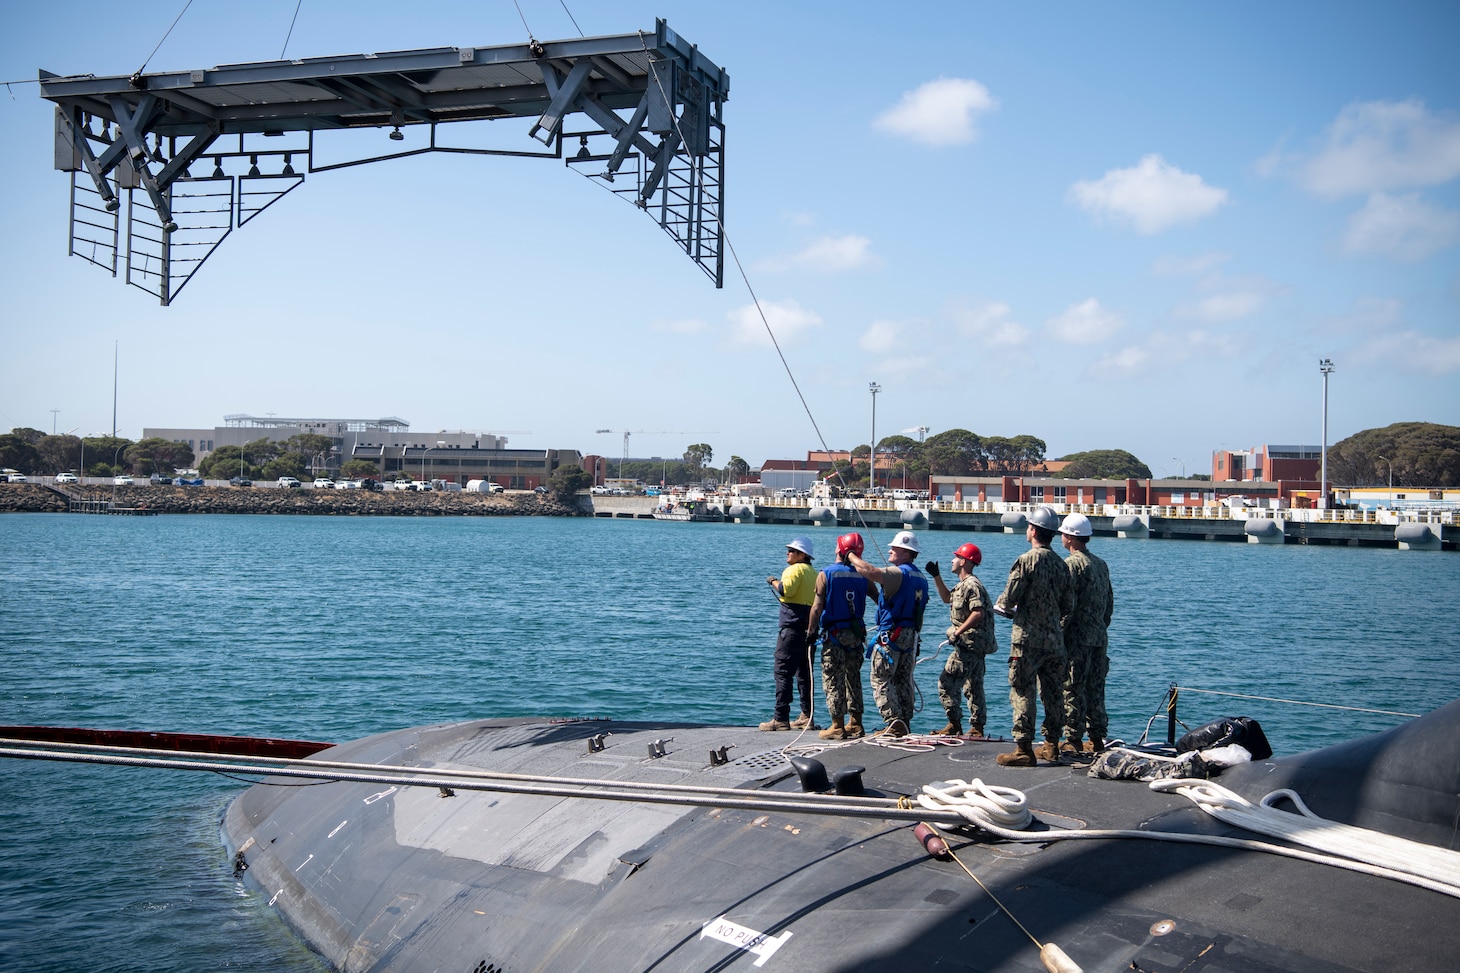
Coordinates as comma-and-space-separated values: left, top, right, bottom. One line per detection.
1175, 716, 1273, 761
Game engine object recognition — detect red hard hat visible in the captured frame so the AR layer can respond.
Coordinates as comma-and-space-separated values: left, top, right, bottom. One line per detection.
836, 532, 864, 557
953, 543, 982, 566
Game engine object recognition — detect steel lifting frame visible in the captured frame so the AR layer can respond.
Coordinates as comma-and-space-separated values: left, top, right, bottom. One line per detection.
38, 19, 729, 305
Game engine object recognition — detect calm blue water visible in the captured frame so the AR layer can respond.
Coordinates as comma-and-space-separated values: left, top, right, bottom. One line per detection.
2, 513, 1457, 972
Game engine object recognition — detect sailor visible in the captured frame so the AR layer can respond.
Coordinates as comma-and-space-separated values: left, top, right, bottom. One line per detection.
848, 530, 929, 738
926, 542, 998, 737
760, 536, 818, 731
1058, 512, 1114, 755
807, 532, 876, 740
994, 505, 1074, 766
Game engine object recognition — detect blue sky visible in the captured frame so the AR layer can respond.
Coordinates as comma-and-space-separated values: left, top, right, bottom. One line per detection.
2, 1, 1456, 476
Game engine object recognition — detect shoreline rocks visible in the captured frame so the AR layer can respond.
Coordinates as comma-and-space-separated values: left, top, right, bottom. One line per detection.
0, 484, 586, 517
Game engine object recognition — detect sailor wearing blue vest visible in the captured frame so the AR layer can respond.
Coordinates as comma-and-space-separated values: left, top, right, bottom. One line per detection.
807, 532, 876, 741
847, 530, 929, 738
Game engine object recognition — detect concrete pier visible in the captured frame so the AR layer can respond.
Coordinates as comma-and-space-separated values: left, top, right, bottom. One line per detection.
587, 496, 1455, 552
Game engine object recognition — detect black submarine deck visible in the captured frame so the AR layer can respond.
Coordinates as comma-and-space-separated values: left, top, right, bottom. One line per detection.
223, 702, 1460, 972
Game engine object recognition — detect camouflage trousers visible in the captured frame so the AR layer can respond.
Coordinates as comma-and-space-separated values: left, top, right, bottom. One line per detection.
938, 646, 987, 735
870, 629, 918, 726
1063, 641, 1109, 745
819, 629, 865, 723
1007, 642, 1066, 747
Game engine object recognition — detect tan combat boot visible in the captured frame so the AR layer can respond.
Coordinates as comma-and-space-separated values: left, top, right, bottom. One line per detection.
1034, 740, 1060, 762
844, 718, 865, 739
790, 712, 813, 730
933, 722, 962, 736
1087, 735, 1106, 753
818, 717, 846, 741
995, 743, 1037, 767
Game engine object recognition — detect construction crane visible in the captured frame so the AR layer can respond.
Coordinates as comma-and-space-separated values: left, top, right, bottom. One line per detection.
594, 430, 718, 482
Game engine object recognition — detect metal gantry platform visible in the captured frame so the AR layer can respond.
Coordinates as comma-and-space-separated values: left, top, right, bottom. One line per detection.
38, 20, 728, 304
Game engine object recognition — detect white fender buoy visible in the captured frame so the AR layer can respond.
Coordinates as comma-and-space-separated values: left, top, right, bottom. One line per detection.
1040, 942, 1082, 973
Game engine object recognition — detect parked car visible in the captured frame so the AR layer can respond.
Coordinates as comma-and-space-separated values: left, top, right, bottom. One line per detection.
332, 479, 358, 489
277, 476, 301, 488
229, 476, 253, 487
150, 474, 172, 485
6, 472, 29, 483
312, 478, 334, 489
54, 472, 78, 484
113, 474, 134, 485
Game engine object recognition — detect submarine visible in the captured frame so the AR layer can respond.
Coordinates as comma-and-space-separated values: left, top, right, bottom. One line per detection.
212, 697, 1460, 972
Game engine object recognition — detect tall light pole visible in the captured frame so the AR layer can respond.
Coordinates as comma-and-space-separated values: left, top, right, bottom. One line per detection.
1319, 358, 1335, 509
435, 440, 445, 484
868, 382, 881, 491
1377, 454, 1392, 507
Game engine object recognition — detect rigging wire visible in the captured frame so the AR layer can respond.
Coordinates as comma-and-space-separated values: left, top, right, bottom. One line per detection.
136, 0, 195, 77
1173, 687, 1419, 719
280, 0, 305, 60
558, 0, 585, 37
511, 0, 537, 43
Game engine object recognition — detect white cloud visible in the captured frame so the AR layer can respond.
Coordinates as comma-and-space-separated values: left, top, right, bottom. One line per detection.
1341, 192, 1460, 260
1173, 273, 1278, 324
950, 300, 1030, 348
1358, 330, 1460, 374
1089, 345, 1151, 379
872, 78, 998, 146
1068, 154, 1229, 234
859, 319, 901, 354
727, 299, 822, 347
1047, 298, 1122, 344
781, 234, 878, 273
1301, 99, 1460, 197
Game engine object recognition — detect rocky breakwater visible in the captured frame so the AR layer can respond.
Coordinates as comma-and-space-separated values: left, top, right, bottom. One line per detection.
2, 484, 584, 517
0, 483, 68, 513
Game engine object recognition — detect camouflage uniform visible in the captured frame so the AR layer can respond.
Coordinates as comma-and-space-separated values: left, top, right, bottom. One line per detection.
870, 629, 918, 725
820, 629, 865, 726
995, 546, 1074, 748
1061, 549, 1113, 747
938, 574, 998, 735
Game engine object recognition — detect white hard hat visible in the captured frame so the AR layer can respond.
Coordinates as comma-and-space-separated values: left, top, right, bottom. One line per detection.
1060, 513, 1093, 537
1027, 505, 1062, 532
888, 530, 920, 554
787, 536, 815, 558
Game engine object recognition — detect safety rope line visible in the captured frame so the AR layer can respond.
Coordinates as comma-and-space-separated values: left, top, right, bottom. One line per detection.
512, 0, 537, 43
557, 0, 585, 37
0, 743, 979, 827
136, 0, 195, 77
280, 0, 305, 60
926, 821, 1046, 950
1172, 687, 1420, 719
636, 32, 887, 561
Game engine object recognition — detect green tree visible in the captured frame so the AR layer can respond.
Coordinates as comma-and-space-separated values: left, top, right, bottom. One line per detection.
0, 435, 39, 474
548, 464, 594, 499
923, 429, 984, 476
201, 445, 249, 480
36, 434, 80, 474
683, 443, 714, 471
341, 459, 380, 479
263, 456, 308, 480
80, 436, 133, 475
1329, 422, 1460, 487
1053, 449, 1152, 479
11, 427, 46, 445
725, 455, 751, 482
127, 437, 195, 475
